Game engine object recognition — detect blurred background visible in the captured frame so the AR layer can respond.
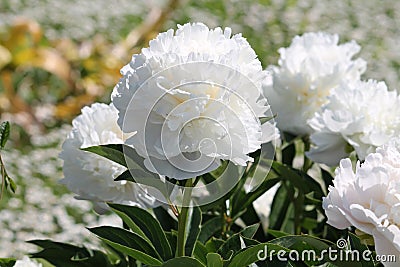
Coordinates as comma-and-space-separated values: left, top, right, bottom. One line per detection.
1, 0, 400, 258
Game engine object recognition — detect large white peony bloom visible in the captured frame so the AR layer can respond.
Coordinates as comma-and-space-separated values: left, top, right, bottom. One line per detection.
13, 256, 42, 267
307, 80, 400, 166
112, 22, 278, 179
59, 103, 157, 212
323, 139, 400, 266
263, 32, 366, 136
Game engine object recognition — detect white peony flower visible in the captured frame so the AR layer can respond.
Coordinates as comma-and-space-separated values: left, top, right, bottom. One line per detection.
112, 22, 277, 179
263, 32, 366, 136
59, 103, 157, 211
13, 256, 42, 267
307, 80, 400, 166
323, 139, 400, 266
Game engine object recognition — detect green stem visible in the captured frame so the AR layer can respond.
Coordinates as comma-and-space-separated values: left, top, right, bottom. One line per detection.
302, 136, 313, 173
176, 178, 193, 257
293, 188, 304, 235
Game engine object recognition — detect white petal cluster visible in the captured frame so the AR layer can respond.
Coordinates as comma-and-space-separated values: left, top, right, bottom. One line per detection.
264, 32, 366, 135
13, 256, 42, 267
59, 103, 157, 211
323, 139, 400, 266
307, 80, 400, 166
112, 22, 278, 179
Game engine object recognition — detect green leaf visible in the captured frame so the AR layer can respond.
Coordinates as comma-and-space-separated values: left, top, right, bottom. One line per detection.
82, 144, 159, 179
7, 175, 16, 193
269, 235, 332, 249
260, 114, 277, 124
0, 121, 10, 149
205, 238, 225, 253
193, 241, 208, 265
82, 144, 127, 167
28, 240, 113, 267
236, 205, 265, 241
227, 243, 290, 267
88, 226, 162, 266
206, 253, 223, 267
240, 224, 260, 239
198, 217, 221, 243
268, 235, 336, 266
154, 206, 178, 231
267, 229, 291, 238
217, 225, 259, 261
165, 232, 177, 257
271, 161, 324, 197
231, 177, 280, 218
108, 203, 173, 260
113, 169, 132, 182
268, 183, 293, 232
217, 234, 241, 260
161, 256, 205, 267
0, 258, 16, 267
348, 233, 374, 266
185, 206, 202, 257
282, 141, 296, 165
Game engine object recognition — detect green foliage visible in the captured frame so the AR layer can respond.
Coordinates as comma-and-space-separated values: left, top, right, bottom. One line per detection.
0, 258, 16, 267
185, 207, 202, 257
27, 127, 376, 266
0, 121, 10, 149
0, 121, 16, 197
29, 240, 115, 267
162, 256, 205, 267
89, 226, 163, 266
109, 203, 173, 260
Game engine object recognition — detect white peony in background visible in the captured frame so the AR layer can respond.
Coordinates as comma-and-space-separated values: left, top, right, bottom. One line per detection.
323, 139, 400, 266
307, 79, 400, 166
263, 32, 366, 136
59, 103, 157, 213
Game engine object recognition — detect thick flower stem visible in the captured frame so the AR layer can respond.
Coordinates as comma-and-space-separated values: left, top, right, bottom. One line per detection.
176, 178, 193, 257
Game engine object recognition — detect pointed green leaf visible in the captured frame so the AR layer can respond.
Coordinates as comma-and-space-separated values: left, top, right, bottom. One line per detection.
108, 204, 173, 260
165, 232, 177, 257
206, 253, 223, 267
348, 233, 374, 266
231, 177, 280, 217
194, 241, 208, 265
82, 144, 158, 179
88, 226, 162, 265
198, 217, 221, 243
267, 229, 290, 238
185, 206, 202, 257
82, 144, 127, 167
113, 169, 132, 182
154, 206, 178, 231
28, 239, 113, 267
240, 224, 260, 239
7, 175, 16, 193
161, 256, 205, 267
268, 183, 293, 232
0, 121, 10, 149
217, 234, 241, 260
205, 238, 224, 253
